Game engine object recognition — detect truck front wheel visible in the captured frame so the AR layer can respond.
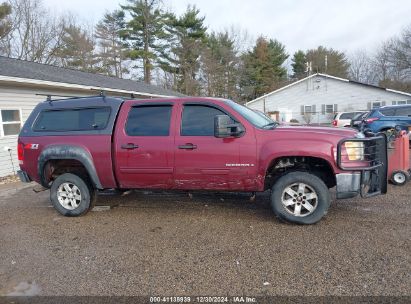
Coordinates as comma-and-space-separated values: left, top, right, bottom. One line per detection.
271, 172, 330, 224
50, 173, 96, 216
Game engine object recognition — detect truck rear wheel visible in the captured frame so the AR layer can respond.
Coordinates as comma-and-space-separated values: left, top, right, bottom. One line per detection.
50, 173, 96, 216
271, 171, 330, 224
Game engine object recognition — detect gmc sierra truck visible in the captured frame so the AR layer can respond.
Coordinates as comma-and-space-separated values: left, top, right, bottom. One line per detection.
17, 96, 388, 224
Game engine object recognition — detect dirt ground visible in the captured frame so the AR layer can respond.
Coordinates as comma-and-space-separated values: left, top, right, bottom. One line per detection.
0, 181, 410, 297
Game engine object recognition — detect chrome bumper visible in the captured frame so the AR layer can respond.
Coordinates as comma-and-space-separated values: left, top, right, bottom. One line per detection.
336, 173, 361, 199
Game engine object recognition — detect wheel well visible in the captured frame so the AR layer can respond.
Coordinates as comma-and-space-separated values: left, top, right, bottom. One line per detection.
265, 156, 336, 190
43, 159, 91, 187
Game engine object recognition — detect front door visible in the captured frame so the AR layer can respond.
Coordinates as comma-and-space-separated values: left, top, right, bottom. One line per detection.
114, 102, 175, 189
174, 103, 253, 190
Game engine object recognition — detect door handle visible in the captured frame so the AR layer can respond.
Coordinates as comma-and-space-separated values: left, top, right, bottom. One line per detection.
121, 143, 139, 150
178, 143, 197, 150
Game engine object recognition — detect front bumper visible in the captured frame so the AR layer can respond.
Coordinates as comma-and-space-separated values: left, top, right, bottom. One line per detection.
336, 173, 361, 199
17, 170, 31, 183
336, 134, 388, 199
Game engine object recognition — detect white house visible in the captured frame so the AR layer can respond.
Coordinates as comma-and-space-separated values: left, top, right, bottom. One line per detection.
0, 56, 181, 177
246, 73, 411, 124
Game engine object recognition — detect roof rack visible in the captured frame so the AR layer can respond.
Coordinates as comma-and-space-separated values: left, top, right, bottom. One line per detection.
36, 93, 110, 104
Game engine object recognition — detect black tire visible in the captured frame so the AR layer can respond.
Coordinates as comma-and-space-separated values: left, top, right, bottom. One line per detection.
271, 171, 330, 224
391, 170, 408, 186
50, 173, 96, 216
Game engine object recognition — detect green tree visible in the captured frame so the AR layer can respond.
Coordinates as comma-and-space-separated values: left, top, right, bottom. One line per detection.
291, 50, 306, 79
95, 10, 127, 77
57, 25, 100, 72
121, 0, 171, 83
0, 2, 11, 39
241, 36, 288, 100
165, 5, 207, 95
305, 46, 349, 78
201, 31, 239, 99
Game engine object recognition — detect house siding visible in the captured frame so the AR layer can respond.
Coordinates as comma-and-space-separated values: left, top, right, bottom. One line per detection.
247, 75, 411, 124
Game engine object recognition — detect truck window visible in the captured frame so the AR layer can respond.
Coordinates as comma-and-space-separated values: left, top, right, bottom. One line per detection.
181, 105, 229, 136
126, 105, 172, 136
34, 107, 110, 131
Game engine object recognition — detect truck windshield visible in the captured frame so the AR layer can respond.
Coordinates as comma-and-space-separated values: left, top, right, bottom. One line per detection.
225, 100, 277, 129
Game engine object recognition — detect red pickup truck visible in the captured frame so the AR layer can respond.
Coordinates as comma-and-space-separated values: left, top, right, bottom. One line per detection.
17, 96, 387, 224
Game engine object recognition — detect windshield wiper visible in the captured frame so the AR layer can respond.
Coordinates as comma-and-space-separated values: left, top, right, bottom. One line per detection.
262, 122, 279, 129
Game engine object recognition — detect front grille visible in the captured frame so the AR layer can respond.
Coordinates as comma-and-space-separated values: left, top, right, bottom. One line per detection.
337, 134, 388, 196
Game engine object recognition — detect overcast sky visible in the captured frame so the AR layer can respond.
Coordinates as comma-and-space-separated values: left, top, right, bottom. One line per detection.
43, 0, 411, 57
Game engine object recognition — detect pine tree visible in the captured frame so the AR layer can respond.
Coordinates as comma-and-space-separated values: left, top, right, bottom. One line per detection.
241, 37, 288, 100
201, 31, 239, 99
56, 25, 100, 72
121, 0, 171, 83
165, 5, 207, 95
0, 2, 12, 39
95, 10, 127, 78
291, 50, 306, 79
305, 46, 349, 78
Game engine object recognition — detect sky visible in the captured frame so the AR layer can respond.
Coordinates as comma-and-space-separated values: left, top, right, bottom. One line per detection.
42, 0, 411, 57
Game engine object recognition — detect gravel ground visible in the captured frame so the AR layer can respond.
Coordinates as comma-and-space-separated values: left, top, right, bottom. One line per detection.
0, 182, 410, 297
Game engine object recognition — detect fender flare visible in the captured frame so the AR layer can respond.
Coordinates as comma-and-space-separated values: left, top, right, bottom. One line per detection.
38, 145, 103, 189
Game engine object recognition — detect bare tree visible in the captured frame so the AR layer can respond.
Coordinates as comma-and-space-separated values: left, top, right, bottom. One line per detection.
371, 24, 411, 92
348, 49, 377, 84
0, 0, 69, 64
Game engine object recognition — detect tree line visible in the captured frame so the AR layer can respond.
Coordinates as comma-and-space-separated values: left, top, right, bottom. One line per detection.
0, 0, 410, 102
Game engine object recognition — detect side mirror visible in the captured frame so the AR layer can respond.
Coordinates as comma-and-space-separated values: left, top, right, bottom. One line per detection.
214, 115, 244, 138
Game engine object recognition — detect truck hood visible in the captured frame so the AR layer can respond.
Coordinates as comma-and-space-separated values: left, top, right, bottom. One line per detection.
275, 125, 358, 138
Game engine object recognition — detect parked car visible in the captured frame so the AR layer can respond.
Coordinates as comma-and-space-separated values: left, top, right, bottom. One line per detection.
350, 112, 369, 130
17, 96, 387, 224
362, 105, 411, 134
332, 111, 365, 127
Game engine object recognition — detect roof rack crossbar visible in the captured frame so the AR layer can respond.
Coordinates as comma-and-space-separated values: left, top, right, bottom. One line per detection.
36, 93, 109, 103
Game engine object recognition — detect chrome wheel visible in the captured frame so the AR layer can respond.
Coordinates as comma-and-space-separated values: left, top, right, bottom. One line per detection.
281, 182, 318, 217
57, 182, 82, 210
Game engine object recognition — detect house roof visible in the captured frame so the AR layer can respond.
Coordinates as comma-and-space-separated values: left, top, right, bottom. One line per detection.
246, 73, 411, 105
0, 56, 184, 98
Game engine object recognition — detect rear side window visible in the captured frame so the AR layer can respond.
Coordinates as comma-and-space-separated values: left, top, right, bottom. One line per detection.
339, 112, 355, 119
395, 106, 411, 116
181, 105, 230, 136
34, 107, 110, 131
126, 105, 172, 136
380, 108, 395, 116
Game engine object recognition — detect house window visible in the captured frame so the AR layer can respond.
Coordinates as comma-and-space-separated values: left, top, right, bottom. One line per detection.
0, 109, 22, 137
304, 105, 312, 113
325, 104, 334, 113
372, 102, 382, 108
397, 101, 407, 105
407, 100, 411, 104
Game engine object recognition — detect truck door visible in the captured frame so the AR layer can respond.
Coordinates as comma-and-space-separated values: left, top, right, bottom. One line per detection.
174, 103, 257, 191
114, 101, 175, 189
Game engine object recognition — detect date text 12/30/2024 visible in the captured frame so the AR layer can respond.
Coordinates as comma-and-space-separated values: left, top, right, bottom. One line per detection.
150, 296, 257, 303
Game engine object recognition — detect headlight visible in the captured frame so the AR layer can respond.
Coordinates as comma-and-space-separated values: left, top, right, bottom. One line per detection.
344, 141, 364, 161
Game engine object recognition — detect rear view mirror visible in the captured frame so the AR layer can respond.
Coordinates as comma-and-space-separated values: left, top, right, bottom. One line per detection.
214, 115, 244, 138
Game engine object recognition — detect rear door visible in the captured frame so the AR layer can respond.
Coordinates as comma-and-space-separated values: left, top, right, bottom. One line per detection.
394, 106, 411, 130
114, 101, 176, 189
